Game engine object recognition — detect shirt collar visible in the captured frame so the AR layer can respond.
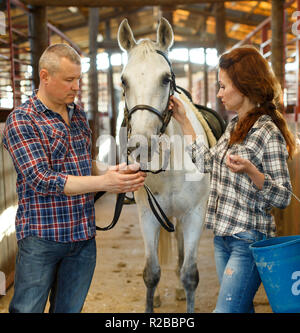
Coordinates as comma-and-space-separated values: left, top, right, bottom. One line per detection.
251, 114, 272, 129
30, 90, 79, 116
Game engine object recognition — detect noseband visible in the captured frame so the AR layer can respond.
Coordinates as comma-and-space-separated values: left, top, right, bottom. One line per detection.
124, 50, 180, 136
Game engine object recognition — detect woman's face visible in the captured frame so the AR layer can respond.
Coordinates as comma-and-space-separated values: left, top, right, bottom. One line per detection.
217, 68, 245, 113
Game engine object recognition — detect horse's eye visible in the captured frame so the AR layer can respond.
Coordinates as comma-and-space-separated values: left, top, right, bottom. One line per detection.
121, 77, 127, 87
162, 76, 171, 86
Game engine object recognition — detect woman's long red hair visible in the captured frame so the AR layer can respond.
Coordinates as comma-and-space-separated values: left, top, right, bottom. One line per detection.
219, 46, 295, 159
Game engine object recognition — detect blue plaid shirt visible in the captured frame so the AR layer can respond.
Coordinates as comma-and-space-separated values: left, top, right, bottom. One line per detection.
2, 93, 95, 242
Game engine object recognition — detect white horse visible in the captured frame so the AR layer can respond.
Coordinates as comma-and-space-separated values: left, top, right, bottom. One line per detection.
117, 18, 210, 313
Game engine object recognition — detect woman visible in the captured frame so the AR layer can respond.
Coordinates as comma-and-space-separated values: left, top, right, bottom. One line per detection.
170, 45, 295, 313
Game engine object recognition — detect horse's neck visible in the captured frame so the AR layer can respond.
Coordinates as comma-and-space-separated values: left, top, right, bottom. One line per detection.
167, 92, 208, 145
162, 92, 208, 174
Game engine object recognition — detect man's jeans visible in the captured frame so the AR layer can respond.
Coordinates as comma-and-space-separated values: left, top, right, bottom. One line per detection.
213, 230, 267, 313
9, 236, 96, 313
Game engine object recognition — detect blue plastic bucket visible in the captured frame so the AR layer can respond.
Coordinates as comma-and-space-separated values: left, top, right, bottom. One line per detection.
250, 235, 300, 313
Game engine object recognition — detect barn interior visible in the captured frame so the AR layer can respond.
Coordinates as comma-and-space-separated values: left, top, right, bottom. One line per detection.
0, 0, 299, 313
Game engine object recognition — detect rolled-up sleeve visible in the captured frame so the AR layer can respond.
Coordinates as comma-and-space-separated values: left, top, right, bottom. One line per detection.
3, 111, 68, 196
255, 131, 292, 210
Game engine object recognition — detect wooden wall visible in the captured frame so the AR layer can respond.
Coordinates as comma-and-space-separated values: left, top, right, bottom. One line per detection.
274, 149, 300, 236
274, 120, 300, 236
0, 125, 18, 290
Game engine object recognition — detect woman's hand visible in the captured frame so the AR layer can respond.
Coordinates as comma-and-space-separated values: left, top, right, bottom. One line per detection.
226, 154, 265, 190
169, 96, 197, 142
226, 154, 252, 173
169, 96, 188, 125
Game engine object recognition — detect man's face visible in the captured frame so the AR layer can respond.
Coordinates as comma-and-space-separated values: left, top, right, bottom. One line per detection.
45, 57, 82, 105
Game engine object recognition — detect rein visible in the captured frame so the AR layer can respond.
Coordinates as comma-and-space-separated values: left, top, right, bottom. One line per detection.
95, 50, 180, 233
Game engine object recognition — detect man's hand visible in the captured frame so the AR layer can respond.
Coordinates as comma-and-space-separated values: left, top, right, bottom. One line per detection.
64, 163, 146, 196
103, 163, 146, 193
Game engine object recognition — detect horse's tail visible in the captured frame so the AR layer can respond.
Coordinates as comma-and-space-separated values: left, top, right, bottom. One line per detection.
158, 219, 174, 266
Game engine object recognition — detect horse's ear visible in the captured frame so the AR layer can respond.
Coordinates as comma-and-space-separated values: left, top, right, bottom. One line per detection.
156, 17, 174, 52
118, 19, 137, 52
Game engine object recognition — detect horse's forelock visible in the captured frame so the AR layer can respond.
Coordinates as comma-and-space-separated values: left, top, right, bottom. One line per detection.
129, 39, 157, 59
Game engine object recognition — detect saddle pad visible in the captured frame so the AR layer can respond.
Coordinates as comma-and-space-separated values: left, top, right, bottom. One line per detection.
180, 92, 217, 147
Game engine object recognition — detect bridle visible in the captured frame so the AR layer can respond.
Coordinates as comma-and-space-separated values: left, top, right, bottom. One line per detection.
123, 50, 180, 138
123, 50, 180, 174
95, 50, 179, 233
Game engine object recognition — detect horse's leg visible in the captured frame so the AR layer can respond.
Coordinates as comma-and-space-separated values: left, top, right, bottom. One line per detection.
139, 213, 161, 313
175, 220, 186, 300
180, 209, 205, 313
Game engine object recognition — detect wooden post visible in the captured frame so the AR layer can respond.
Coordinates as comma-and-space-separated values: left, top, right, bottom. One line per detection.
88, 8, 100, 160
204, 48, 208, 107
296, 0, 300, 122
0, 144, 5, 214
271, 0, 285, 90
14, 48, 22, 108
187, 50, 193, 94
214, 2, 227, 120
106, 21, 117, 139
108, 54, 117, 139
261, 23, 270, 56
28, 6, 48, 90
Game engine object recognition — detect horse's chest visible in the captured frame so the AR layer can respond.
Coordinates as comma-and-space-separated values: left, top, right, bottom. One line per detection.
145, 173, 184, 195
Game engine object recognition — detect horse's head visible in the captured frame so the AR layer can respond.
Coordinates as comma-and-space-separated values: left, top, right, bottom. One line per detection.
118, 18, 174, 169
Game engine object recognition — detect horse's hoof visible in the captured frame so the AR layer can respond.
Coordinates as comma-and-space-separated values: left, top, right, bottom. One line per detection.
153, 295, 161, 308
175, 288, 186, 301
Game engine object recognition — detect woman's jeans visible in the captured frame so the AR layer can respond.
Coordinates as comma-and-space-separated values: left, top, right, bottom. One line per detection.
9, 236, 96, 313
213, 230, 267, 313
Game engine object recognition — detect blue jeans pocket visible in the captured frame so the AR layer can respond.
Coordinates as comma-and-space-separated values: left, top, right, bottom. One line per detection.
232, 230, 266, 243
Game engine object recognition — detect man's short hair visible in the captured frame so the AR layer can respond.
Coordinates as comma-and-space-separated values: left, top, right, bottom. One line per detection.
39, 43, 81, 75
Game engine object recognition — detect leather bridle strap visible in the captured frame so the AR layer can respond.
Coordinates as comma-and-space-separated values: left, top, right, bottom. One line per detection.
144, 184, 175, 232
127, 104, 164, 122
96, 193, 126, 231
96, 185, 175, 233
124, 50, 180, 137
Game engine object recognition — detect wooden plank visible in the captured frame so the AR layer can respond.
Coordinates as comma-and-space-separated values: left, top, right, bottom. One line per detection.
0, 145, 5, 214
22, 0, 260, 7
0, 146, 17, 288
274, 120, 300, 236
2, 148, 17, 209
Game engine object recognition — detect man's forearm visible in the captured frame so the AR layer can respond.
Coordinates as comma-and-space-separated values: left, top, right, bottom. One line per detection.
64, 175, 105, 196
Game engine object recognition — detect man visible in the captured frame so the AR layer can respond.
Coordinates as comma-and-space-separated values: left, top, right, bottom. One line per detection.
2, 43, 146, 313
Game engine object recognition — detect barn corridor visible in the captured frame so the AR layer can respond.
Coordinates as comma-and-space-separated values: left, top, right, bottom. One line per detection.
0, 193, 272, 313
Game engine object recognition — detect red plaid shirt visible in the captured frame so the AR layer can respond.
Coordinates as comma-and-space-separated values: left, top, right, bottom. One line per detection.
2, 93, 95, 242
